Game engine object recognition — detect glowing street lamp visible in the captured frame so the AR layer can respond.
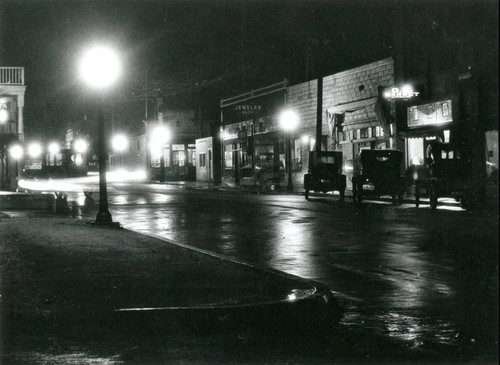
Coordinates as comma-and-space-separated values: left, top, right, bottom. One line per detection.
149, 125, 170, 182
111, 134, 129, 153
73, 139, 88, 153
9, 144, 23, 160
48, 142, 60, 155
27, 142, 42, 158
112, 134, 129, 169
279, 109, 300, 191
79, 44, 121, 224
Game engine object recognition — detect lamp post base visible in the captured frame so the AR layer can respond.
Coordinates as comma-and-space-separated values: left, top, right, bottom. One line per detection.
95, 209, 114, 224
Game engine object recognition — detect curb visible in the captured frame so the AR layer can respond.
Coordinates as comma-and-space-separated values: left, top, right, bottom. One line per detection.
111, 227, 343, 332
0, 192, 55, 210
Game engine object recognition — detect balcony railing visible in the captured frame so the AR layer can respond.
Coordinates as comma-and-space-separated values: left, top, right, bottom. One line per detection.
0, 67, 25, 85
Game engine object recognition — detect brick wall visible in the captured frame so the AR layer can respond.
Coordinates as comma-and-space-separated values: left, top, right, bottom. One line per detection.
323, 58, 394, 131
287, 58, 394, 138
287, 79, 318, 139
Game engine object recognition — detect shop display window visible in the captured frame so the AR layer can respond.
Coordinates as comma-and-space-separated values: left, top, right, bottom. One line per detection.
224, 144, 233, 168
408, 138, 424, 166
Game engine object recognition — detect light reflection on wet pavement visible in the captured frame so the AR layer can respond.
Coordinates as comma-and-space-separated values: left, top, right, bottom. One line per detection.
67, 185, 498, 359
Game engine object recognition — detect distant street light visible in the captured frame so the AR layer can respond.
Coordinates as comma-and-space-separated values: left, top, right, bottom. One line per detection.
48, 142, 60, 166
111, 134, 129, 153
79, 44, 121, 225
9, 144, 23, 160
73, 139, 88, 153
112, 134, 129, 169
27, 142, 42, 158
279, 109, 300, 191
48, 142, 60, 155
150, 125, 170, 182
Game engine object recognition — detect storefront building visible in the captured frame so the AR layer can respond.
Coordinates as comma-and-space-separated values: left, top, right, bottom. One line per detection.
195, 136, 221, 183
322, 58, 395, 189
146, 110, 200, 181
392, 3, 497, 191
220, 80, 288, 188
220, 60, 397, 191
0, 67, 26, 191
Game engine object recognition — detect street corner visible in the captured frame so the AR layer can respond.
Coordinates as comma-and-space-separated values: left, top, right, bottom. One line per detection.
110, 284, 343, 342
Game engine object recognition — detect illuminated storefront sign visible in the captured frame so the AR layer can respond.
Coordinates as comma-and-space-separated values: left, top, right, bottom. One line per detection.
384, 86, 420, 99
407, 100, 452, 127
234, 104, 262, 112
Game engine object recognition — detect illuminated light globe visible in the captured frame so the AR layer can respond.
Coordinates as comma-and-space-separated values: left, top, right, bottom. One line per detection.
9, 144, 23, 160
150, 126, 170, 153
48, 142, 60, 155
279, 109, 300, 132
79, 45, 121, 89
28, 142, 42, 158
112, 134, 129, 152
74, 139, 88, 153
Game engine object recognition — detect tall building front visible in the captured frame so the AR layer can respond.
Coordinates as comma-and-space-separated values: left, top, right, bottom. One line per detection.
392, 2, 498, 190
0, 67, 26, 191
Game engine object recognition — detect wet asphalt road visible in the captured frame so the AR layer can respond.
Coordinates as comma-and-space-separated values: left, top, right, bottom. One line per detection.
67, 182, 498, 362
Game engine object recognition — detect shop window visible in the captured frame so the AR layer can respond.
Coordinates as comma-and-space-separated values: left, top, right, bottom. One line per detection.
408, 138, 424, 166
187, 148, 196, 166
46, 153, 63, 167
165, 149, 171, 167
173, 150, 186, 167
199, 153, 206, 168
293, 138, 302, 171
224, 144, 233, 168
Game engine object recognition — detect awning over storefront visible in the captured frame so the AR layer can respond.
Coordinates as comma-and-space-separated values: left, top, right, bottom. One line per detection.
326, 97, 377, 114
326, 94, 391, 140
398, 125, 450, 138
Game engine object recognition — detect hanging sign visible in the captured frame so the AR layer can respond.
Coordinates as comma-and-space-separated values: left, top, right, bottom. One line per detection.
384, 86, 420, 100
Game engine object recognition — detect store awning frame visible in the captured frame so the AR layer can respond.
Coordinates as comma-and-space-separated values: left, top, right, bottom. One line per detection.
326, 97, 377, 114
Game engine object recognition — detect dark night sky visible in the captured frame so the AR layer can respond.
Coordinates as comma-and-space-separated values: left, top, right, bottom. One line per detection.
0, 0, 497, 140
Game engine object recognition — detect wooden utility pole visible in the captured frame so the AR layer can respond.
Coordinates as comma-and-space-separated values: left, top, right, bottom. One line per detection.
315, 77, 323, 152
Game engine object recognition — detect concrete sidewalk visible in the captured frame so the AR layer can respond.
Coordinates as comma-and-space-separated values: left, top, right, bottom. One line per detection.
0, 215, 342, 364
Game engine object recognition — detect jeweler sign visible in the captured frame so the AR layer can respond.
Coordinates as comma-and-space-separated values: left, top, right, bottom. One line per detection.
384, 86, 420, 100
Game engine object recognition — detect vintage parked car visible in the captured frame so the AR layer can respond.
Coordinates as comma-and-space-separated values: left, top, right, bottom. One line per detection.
415, 142, 485, 210
304, 151, 346, 201
352, 149, 406, 205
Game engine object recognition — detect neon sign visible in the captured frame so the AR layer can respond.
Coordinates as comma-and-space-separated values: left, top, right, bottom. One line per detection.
384, 86, 420, 100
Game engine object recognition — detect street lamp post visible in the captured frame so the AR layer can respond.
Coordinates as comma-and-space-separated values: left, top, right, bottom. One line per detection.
279, 109, 300, 191
79, 44, 121, 225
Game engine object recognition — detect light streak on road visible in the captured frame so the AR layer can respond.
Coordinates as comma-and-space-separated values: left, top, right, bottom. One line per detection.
18, 169, 147, 192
